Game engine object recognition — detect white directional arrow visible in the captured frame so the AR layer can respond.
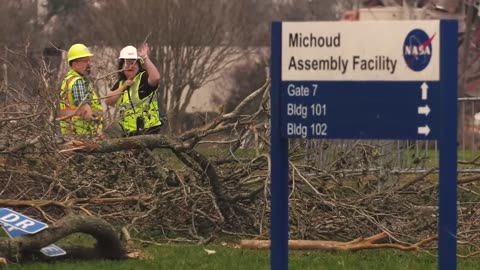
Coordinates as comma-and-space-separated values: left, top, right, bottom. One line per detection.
418, 125, 430, 136
421, 82, 429, 100
417, 105, 431, 116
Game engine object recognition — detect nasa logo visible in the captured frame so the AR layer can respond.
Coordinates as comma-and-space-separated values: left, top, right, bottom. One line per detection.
403, 29, 436, 72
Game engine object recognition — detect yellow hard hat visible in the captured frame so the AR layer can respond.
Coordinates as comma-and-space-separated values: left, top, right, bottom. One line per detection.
67, 44, 93, 62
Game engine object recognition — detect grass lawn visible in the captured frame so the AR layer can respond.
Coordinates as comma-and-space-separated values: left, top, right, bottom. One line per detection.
6, 244, 480, 270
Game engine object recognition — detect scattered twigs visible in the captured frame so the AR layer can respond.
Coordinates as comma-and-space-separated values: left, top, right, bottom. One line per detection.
396, 167, 436, 192
5, 51, 480, 259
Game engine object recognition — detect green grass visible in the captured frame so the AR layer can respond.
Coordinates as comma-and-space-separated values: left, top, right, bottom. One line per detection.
5, 244, 480, 270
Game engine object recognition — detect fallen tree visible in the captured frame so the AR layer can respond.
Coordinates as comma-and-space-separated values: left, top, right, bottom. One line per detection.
4, 50, 480, 261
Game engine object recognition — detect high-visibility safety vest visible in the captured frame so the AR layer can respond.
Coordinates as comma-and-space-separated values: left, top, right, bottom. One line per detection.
59, 69, 103, 136
117, 71, 161, 134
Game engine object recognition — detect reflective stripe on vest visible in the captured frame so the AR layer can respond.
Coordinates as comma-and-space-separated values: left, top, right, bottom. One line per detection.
60, 70, 103, 111
120, 74, 143, 110
117, 72, 161, 133
59, 69, 103, 135
58, 108, 103, 117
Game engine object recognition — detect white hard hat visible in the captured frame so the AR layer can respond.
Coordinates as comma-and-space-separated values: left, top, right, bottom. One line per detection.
119, 45, 139, 59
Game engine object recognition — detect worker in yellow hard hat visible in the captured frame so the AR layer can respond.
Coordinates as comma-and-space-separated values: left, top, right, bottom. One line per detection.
59, 43, 103, 137
105, 43, 162, 136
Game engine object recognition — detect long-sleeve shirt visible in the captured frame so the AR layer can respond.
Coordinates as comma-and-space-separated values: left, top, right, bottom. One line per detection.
71, 79, 90, 106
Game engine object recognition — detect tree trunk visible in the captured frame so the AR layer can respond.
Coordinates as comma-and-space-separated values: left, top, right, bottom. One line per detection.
240, 233, 437, 251
0, 214, 127, 262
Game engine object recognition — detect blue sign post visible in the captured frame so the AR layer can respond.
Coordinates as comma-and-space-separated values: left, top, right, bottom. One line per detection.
270, 20, 457, 270
271, 22, 289, 270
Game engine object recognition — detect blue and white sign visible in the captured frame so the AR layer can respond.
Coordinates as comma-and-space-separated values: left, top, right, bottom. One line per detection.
1, 211, 67, 257
280, 21, 441, 140
270, 20, 458, 270
1, 223, 30, 238
282, 81, 439, 139
40, 244, 67, 257
0, 208, 48, 234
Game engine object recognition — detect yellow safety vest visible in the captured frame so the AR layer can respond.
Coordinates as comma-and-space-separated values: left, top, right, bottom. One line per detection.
117, 71, 161, 134
59, 69, 103, 136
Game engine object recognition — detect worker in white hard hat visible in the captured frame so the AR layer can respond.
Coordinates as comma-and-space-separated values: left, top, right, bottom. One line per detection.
59, 43, 103, 137
105, 43, 162, 136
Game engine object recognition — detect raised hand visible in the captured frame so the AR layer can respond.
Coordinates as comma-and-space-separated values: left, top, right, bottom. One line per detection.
138, 43, 149, 60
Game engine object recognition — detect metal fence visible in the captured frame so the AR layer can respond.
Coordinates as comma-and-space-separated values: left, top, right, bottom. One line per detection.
302, 97, 480, 174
